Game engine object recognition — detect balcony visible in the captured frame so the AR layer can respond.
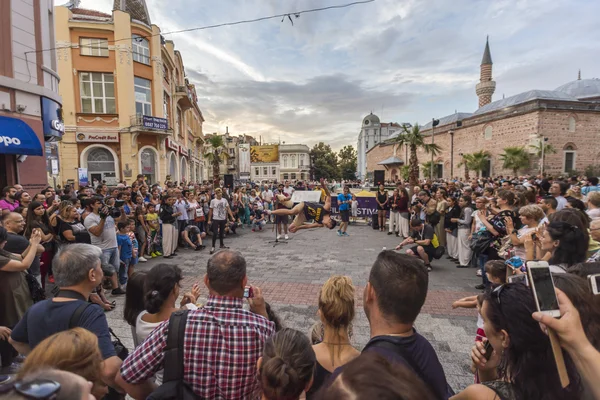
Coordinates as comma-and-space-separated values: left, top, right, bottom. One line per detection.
175, 85, 193, 111
129, 115, 172, 136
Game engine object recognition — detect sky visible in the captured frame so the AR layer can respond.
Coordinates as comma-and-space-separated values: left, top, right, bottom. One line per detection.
77, 0, 600, 151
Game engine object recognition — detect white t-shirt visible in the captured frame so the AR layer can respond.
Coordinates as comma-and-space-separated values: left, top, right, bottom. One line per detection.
261, 190, 273, 202
210, 198, 229, 220
83, 213, 117, 249
283, 186, 295, 196
186, 200, 199, 220
174, 199, 189, 221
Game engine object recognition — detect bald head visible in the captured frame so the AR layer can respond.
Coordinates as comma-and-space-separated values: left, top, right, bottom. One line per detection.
2, 212, 25, 234
206, 250, 247, 295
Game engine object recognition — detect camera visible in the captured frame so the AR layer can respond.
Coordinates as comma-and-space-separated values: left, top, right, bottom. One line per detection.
100, 198, 123, 219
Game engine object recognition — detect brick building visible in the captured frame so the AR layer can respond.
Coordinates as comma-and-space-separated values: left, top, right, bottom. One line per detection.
366, 38, 600, 180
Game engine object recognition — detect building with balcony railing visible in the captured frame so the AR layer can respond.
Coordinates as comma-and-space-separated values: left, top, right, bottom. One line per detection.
54, 0, 204, 186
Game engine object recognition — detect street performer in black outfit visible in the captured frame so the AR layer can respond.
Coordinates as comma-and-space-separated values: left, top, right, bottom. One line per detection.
267, 178, 337, 233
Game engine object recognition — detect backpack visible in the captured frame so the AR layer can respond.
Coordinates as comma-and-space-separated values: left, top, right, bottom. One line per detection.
147, 309, 199, 400
431, 234, 445, 260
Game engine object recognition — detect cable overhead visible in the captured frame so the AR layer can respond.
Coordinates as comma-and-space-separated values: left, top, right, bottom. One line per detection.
25, 0, 375, 55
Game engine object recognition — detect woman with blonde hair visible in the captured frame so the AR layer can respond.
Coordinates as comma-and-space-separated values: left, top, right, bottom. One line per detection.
306, 276, 359, 398
17, 327, 107, 399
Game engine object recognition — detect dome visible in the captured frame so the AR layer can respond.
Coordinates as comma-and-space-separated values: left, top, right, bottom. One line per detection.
554, 78, 600, 100
362, 113, 380, 127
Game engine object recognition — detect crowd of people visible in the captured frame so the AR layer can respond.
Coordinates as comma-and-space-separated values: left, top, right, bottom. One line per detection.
1, 173, 600, 399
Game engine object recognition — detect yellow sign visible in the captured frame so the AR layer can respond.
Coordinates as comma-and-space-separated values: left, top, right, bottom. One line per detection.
250, 145, 279, 163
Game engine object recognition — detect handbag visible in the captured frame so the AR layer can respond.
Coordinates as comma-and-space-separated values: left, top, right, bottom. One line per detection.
194, 208, 205, 223
470, 230, 495, 253
25, 272, 45, 303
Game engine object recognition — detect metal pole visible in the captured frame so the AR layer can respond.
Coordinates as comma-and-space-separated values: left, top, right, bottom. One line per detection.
430, 118, 434, 180
540, 136, 545, 176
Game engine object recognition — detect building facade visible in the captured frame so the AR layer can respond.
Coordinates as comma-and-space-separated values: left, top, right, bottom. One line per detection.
367, 38, 600, 180
55, 0, 204, 187
356, 113, 403, 181
279, 144, 310, 182
0, 0, 63, 192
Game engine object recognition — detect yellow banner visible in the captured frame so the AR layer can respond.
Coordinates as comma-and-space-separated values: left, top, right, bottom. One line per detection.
250, 145, 279, 163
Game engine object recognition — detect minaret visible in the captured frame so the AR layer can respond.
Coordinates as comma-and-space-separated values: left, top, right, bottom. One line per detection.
476, 36, 496, 107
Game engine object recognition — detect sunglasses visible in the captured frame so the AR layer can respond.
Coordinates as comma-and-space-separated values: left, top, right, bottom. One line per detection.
0, 379, 61, 399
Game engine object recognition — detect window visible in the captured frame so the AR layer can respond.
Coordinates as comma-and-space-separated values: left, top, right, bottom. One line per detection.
568, 117, 576, 132
80, 72, 115, 113
134, 77, 152, 116
564, 146, 576, 172
263, 167, 268, 176
283, 173, 289, 180
80, 38, 108, 57
163, 64, 170, 83
132, 34, 150, 64
229, 148, 234, 155
176, 108, 183, 137
291, 155, 296, 168
484, 126, 492, 140
272, 167, 276, 175
283, 156, 288, 168
255, 167, 259, 176
299, 156, 304, 167
163, 92, 170, 122
291, 173, 296, 180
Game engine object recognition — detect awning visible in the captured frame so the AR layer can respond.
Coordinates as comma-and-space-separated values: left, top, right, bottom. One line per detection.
0, 116, 43, 156
377, 156, 403, 165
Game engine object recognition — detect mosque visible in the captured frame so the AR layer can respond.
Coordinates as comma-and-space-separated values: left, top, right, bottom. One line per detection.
363, 38, 600, 181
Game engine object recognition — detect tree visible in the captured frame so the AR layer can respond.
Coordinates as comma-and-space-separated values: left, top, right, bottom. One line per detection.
310, 142, 339, 180
529, 141, 557, 159
203, 135, 230, 185
459, 150, 491, 179
391, 123, 442, 188
421, 161, 434, 179
400, 165, 410, 181
500, 146, 531, 176
338, 145, 357, 181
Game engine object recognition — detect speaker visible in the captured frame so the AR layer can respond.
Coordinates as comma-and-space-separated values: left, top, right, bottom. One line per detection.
224, 174, 234, 188
374, 170, 385, 185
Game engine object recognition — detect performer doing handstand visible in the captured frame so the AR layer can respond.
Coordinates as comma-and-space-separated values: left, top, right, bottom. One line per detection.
267, 179, 337, 233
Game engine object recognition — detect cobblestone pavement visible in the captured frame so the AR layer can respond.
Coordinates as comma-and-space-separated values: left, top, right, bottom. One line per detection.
105, 222, 480, 392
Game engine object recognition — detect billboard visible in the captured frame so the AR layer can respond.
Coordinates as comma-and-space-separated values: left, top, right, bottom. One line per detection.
250, 145, 279, 163
239, 144, 251, 179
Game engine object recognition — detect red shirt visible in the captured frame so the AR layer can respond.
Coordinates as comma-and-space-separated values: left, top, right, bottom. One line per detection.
120, 295, 275, 399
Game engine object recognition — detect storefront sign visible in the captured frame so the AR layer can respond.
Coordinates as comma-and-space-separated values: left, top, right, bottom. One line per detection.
166, 137, 179, 151
78, 168, 88, 186
179, 145, 189, 156
51, 159, 59, 175
142, 116, 168, 130
76, 132, 119, 143
41, 97, 64, 142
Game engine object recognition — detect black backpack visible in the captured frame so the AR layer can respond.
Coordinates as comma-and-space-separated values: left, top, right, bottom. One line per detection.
147, 309, 199, 400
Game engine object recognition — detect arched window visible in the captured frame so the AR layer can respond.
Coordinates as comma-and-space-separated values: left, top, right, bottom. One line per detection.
283, 155, 288, 168
87, 148, 115, 173
132, 34, 150, 64
140, 147, 157, 184
484, 126, 493, 140
169, 152, 178, 178
568, 116, 576, 132
564, 145, 576, 173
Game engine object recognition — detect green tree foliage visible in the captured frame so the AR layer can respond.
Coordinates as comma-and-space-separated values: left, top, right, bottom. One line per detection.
338, 145, 357, 180
203, 135, 230, 185
421, 161, 434, 179
310, 142, 340, 180
500, 146, 531, 175
458, 150, 491, 179
391, 123, 441, 187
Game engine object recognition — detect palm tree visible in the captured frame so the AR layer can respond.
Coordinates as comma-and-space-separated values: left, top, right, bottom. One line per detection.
500, 146, 531, 176
203, 135, 230, 185
392, 123, 442, 188
421, 161, 434, 179
529, 141, 556, 173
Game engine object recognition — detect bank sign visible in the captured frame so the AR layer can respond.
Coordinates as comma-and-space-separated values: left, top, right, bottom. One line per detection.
76, 132, 119, 142
142, 116, 168, 130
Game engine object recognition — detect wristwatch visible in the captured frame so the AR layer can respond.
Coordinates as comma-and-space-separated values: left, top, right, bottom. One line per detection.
511, 230, 518, 235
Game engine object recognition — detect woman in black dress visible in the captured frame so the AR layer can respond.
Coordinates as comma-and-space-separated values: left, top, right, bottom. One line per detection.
376, 184, 389, 232
24, 201, 54, 288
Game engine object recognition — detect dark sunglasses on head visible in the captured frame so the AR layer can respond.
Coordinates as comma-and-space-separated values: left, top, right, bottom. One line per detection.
0, 379, 61, 400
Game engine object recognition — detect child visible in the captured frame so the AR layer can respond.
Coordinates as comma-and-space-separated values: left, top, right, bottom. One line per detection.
351, 194, 358, 223
127, 219, 139, 278
146, 206, 161, 257
116, 222, 133, 287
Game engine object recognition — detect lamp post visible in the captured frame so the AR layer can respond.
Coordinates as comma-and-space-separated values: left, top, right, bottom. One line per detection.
540, 136, 548, 176
430, 118, 440, 180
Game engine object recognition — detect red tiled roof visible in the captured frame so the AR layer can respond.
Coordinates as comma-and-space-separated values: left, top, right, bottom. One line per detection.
71, 8, 111, 18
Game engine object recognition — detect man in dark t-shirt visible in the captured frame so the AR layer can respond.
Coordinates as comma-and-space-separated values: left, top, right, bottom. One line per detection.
182, 224, 206, 250
2, 212, 43, 280
395, 218, 436, 271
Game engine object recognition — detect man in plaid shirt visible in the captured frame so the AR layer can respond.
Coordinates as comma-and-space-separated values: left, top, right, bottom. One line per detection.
116, 251, 275, 399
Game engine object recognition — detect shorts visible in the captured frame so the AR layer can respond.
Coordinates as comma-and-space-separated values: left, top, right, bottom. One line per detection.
100, 247, 119, 277
409, 244, 436, 261
340, 209, 350, 223
275, 215, 289, 224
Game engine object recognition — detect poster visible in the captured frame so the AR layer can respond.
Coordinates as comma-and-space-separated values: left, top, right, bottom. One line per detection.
250, 145, 279, 163
78, 168, 88, 187
238, 143, 251, 179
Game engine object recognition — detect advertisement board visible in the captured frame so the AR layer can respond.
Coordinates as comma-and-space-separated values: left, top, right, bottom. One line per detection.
76, 132, 119, 143
239, 144, 251, 179
78, 168, 88, 187
250, 145, 279, 163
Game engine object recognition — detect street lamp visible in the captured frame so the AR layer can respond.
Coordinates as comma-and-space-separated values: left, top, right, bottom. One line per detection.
430, 118, 440, 180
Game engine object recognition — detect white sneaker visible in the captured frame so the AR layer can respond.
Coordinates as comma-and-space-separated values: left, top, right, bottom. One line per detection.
138, 257, 148, 262
277, 235, 282, 240
284, 234, 289, 240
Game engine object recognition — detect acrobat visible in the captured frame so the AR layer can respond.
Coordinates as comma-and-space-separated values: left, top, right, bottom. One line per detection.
267, 179, 337, 232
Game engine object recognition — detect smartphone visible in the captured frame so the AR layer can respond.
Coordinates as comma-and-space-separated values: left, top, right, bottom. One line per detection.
588, 274, 600, 295
508, 274, 529, 286
531, 233, 538, 242
243, 286, 254, 298
483, 340, 494, 360
527, 261, 560, 318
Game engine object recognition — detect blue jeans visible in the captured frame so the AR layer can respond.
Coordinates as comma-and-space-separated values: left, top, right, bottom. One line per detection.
100, 247, 119, 277
479, 254, 489, 285
119, 258, 131, 285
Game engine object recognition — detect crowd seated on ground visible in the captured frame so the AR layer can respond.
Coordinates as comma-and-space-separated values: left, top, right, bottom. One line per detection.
1, 173, 600, 399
